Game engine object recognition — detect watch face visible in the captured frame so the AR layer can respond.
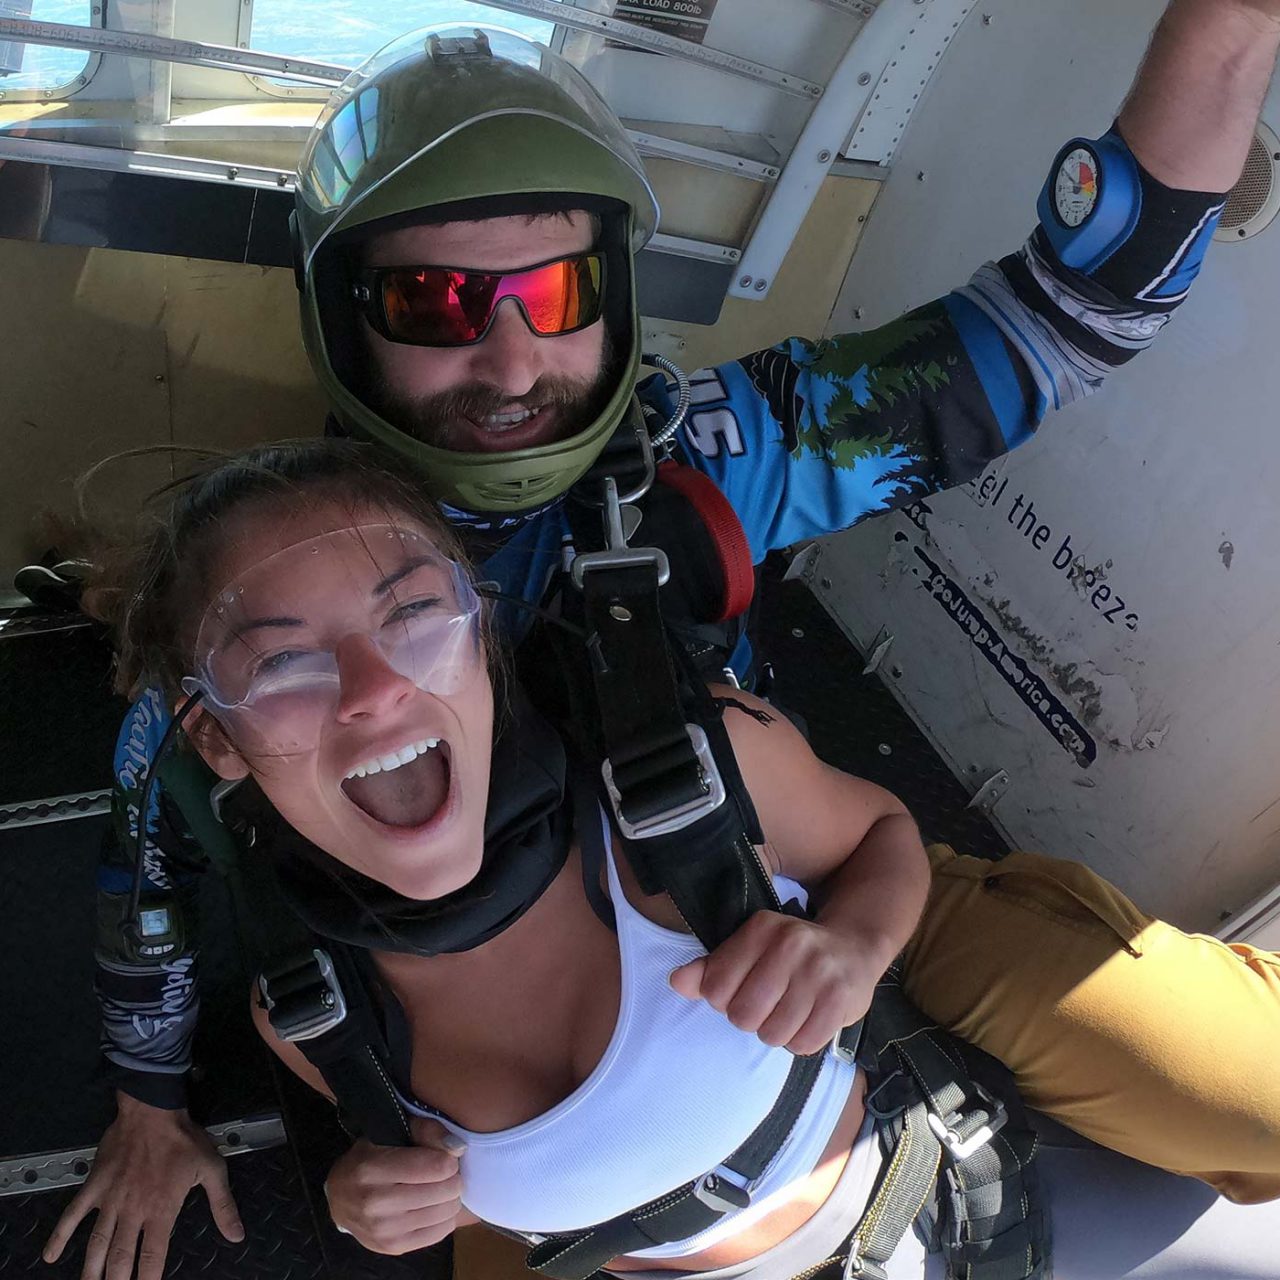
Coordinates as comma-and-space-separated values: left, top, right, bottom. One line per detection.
139, 907, 172, 938
1055, 146, 1100, 228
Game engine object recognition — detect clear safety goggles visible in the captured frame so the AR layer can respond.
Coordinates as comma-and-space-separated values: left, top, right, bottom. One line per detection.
181, 526, 482, 747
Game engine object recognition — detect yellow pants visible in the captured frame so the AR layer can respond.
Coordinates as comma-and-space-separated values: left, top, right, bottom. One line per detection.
901, 845, 1280, 1204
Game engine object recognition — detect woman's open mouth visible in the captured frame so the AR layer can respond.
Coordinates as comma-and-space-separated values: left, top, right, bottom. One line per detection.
340, 737, 453, 830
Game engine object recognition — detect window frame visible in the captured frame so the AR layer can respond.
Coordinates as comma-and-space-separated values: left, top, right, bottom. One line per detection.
233, 0, 562, 100
0, 0, 105, 103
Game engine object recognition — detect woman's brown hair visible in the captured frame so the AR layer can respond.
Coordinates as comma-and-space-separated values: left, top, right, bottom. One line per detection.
96, 438, 474, 706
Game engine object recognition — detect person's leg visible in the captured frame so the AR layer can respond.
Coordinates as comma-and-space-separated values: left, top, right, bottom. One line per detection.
900, 845, 1280, 1203
1030, 1111, 1280, 1278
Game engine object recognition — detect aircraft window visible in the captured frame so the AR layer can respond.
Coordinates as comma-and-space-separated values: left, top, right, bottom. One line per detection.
247, 0, 554, 85
0, 0, 93, 94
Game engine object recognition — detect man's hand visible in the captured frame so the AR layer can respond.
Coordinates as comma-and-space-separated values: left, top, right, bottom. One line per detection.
43, 1094, 244, 1280
324, 1117, 469, 1255
670, 911, 888, 1056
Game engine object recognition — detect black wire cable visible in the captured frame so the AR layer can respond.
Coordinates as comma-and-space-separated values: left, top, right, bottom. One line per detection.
475, 585, 587, 639
124, 690, 204, 942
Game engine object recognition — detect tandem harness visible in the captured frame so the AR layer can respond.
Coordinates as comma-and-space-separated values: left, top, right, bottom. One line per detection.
243, 403, 1048, 1279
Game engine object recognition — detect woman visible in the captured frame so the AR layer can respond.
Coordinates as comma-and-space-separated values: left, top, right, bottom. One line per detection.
104, 439, 1280, 1278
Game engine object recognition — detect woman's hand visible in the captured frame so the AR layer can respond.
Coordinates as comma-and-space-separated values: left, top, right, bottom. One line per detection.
670, 911, 892, 1056
324, 1117, 470, 1255
43, 1094, 244, 1280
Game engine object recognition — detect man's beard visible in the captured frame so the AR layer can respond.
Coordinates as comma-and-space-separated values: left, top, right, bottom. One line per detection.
369, 331, 619, 452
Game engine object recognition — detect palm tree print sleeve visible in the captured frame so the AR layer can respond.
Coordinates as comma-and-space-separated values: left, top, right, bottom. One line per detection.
96, 690, 202, 1109
657, 128, 1225, 561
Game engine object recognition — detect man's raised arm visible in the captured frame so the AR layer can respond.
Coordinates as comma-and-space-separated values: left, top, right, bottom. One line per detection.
667, 0, 1280, 558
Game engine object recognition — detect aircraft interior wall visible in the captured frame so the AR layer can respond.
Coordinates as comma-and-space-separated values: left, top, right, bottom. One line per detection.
0, 172, 879, 571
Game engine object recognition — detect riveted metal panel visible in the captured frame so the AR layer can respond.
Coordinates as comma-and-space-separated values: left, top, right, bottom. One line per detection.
822, 0, 1280, 929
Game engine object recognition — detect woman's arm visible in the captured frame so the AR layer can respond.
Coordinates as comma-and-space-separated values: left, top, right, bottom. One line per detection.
720, 690, 930, 962
669, 690, 930, 1054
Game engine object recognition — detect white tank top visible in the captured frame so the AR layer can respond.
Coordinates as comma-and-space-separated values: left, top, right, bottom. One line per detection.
401, 811, 859, 1256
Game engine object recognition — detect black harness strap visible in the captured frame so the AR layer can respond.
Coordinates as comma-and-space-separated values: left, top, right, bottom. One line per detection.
572, 479, 780, 954
823, 974, 1045, 1280
258, 945, 413, 1149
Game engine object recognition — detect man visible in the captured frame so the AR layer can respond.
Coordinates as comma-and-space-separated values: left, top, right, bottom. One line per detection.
46, 4, 1280, 1276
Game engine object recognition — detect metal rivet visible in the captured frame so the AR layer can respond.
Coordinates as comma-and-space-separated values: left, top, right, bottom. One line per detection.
817, 149, 832, 163
917, 170, 927, 182
858, 72, 872, 85
753, 280, 767, 292
820, 577, 833, 590
792, 627, 805, 639
227, 167, 239, 180
879, 743, 893, 755
891, 665, 904, 679
853, 307, 865, 320
610, 604, 632, 623
739, 275, 753, 287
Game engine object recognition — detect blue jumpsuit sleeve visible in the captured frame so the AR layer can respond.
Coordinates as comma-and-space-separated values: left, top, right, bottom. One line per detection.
652, 126, 1225, 561
96, 689, 200, 1109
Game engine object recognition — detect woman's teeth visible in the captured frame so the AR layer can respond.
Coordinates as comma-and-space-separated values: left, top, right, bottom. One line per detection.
483, 406, 540, 431
345, 738, 440, 780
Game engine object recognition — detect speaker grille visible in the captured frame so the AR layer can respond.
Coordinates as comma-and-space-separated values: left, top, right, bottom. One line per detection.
1216, 123, 1280, 242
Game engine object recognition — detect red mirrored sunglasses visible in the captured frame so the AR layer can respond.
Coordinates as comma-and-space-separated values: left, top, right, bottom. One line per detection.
353, 251, 606, 348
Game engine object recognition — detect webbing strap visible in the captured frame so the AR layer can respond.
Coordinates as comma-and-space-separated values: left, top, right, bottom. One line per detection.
653, 460, 755, 622
258, 946, 413, 1149
834, 978, 1045, 1280
526, 1051, 826, 1280
579, 554, 778, 953
582, 560, 706, 828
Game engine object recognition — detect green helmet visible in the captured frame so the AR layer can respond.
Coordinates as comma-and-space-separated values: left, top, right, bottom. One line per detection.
295, 25, 660, 513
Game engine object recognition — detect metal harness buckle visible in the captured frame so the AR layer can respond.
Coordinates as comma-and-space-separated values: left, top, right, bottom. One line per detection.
258, 948, 348, 1043
570, 474, 670, 590
926, 1082, 1009, 1160
601, 723, 728, 840
692, 1171, 751, 1214
843, 1235, 889, 1280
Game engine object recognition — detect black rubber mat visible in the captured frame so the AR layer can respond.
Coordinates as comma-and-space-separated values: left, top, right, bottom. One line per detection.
0, 817, 113, 1154
0, 619, 125, 806
756, 560, 1008, 860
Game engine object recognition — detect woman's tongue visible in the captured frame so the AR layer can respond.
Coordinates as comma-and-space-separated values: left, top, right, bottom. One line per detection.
342, 749, 448, 829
